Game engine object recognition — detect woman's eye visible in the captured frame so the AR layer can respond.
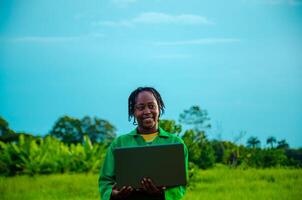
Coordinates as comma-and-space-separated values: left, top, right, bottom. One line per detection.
136, 106, 144, 110
149, 105, 155, 109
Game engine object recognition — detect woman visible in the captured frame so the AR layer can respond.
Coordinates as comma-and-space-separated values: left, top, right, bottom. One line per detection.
98, 87, 188, 200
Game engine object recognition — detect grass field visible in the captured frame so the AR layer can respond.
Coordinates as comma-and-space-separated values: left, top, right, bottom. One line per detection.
1, 167, 301, 200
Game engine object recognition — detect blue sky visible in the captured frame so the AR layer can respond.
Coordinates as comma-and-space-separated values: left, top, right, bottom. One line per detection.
1, 0, 302, 147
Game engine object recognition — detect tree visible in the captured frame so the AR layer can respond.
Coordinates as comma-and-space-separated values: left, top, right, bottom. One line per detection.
179, 105, 214, 169
182, 129, 215, 169
159, 119, 182, 135
0, 116, 15, 136
277, 139, 289, 149
261, 149, 287, 167
211, 140, 225, 163
0, 116, 21, 143
179, 105, 211, 132
285, 148, 302, 167
247, 136, 261, 148
266, 136, 277, 148
50, 116, 83, 144
81, 116, 116, 143
50, 115, 116, 144
231, 130, 247, 167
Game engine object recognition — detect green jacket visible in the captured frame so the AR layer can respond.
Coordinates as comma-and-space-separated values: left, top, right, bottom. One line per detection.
98, 127, 188, 200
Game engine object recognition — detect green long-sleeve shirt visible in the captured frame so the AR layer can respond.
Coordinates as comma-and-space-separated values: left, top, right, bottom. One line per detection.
98, 127, 188, 200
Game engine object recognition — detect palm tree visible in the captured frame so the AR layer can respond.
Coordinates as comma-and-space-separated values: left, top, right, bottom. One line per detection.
277, 139, 289, 149
266, 136, 277, 148
247, 136, 261, 148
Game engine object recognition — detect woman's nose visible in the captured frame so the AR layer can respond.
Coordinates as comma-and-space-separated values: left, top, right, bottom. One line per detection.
143, 107, 151, 114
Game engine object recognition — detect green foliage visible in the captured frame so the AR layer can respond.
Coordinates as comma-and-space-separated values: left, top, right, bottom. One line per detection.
50, 115, 116, 144
247, 136, 261, 148
182, 129, 215, 169
50, 116, 82, 143
209, 139, 292, 169
285, 148, 302, 167
179, 105, 211, 132
0, 134, 107, 176
277, 139, 289, 149
179, 106, 215, 170
261, 149, 287, 167
159, 119, 182, 135
81, 116, 116, 143
267, 136, 277, 148
0, 116, 19, 143
199, 142, 215, 169
220, 141, 238, 166
188, 162, 198, 179
0, 116, 15, 136
240, 148, 287, 168
0, 112, 301, 178
211, 140, 225, 163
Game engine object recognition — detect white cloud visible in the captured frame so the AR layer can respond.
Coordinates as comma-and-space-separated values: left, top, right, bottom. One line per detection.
94, 12, 213, 27
1, 33, 104, 43
153, 38, 241, 46
132, 12, 213, 25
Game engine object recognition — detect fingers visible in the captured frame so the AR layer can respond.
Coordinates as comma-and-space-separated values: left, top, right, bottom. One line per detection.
141, 178, 165, 195
119, 186, 133, 196
124, 186, 134, 196
146, 178, 159, 192
141, 178, 148, 193
111, 185, 133, 199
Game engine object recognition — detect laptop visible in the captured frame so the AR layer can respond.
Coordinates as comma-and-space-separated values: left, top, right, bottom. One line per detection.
114, 143, 187, 189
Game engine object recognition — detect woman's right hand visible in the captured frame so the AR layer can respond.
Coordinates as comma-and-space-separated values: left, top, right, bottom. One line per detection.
110, 184, 133, 200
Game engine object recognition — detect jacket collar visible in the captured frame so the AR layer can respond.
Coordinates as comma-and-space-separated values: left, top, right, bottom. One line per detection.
128, 127, 171, 138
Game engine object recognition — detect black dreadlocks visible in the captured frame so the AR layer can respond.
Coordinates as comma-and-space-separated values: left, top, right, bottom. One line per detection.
128, 87, 165, 125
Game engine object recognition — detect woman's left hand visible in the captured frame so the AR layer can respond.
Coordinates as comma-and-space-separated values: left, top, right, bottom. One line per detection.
141, 178, 166, 196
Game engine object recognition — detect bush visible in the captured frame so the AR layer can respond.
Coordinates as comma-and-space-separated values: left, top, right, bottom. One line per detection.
0, 135, 107, 176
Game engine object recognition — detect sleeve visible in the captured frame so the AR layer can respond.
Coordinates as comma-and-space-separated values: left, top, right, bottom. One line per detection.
164, 139, 189, 200
98, 142, 116, 200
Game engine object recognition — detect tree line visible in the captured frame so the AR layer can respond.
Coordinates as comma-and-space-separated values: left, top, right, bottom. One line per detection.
0, 105, 302, 176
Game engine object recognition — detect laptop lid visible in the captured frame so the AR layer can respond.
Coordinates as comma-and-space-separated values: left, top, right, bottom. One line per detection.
114, 143, 187, 189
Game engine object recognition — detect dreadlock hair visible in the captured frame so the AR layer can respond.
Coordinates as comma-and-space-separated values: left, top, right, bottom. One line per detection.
128, 87, 165, 125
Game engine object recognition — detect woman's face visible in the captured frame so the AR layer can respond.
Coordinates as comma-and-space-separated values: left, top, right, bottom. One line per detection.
134, 91, 159, 133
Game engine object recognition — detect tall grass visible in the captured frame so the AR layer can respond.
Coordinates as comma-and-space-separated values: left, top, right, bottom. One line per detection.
1, 167, 301, 200
185, 166, 302, 200
0, 173, 99, 200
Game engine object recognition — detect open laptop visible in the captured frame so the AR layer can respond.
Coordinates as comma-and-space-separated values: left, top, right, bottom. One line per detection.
114, 143, 187, 189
